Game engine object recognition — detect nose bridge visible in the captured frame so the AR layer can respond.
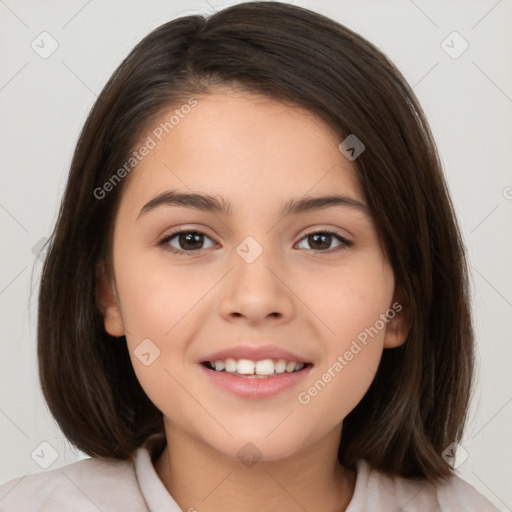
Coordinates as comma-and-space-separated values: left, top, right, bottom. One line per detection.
233, 233, 280, 291
218, 232, 293, 322
235, 233, 268, 266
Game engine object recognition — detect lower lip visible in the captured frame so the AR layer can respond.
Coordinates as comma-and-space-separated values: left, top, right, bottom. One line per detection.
197, 363, 313, 399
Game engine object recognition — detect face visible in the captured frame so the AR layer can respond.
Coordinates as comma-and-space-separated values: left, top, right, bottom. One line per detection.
99, 86, 407, 461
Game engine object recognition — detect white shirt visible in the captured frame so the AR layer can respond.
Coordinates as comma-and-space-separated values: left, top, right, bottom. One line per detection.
0, 434, 500, 511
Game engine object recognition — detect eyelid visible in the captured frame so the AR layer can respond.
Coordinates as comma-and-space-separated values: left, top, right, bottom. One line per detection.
157, 226, 218, 251
157, 225, 354, 255
296, 228, 353, 252
159, 224, 352, 241
158, 224, 217, 242
300, 225, 351, 241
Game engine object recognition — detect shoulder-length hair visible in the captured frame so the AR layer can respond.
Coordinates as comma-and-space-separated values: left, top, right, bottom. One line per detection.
38, 1, 474, 482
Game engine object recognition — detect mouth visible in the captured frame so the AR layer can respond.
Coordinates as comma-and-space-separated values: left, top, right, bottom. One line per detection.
197, 344, 314, 399
198, 355, 313, 399
201, 358, 312, 378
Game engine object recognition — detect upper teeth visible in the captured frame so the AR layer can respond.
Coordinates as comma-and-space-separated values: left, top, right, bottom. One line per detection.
210, 358, 305, 375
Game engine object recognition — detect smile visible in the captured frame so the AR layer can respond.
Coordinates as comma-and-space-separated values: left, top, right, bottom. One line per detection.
202, 358, 309, 377
198, 359, 313, 399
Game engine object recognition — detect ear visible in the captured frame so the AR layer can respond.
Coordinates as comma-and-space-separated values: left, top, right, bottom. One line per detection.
383, 294, 410, 349
96, 262, 126, 337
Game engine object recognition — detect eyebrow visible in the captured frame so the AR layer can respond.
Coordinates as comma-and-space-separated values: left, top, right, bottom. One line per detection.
137, 189, 370, 220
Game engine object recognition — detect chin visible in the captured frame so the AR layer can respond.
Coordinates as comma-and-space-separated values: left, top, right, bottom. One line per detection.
208, 429, 311, 464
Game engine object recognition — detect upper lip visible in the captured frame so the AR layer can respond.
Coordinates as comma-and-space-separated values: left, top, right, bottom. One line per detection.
200, 344, 312, 364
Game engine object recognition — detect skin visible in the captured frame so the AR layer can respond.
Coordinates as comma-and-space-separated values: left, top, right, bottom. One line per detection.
98, 85, 408, 512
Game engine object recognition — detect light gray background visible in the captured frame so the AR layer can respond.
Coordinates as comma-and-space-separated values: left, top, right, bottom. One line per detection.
0, 0, 511, 509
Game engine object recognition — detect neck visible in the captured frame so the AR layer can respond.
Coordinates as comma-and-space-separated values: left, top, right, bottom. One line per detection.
154, 422, 355, 512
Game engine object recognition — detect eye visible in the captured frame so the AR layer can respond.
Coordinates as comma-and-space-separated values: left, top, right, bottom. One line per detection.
296, 230, 352, 253
158, 230, 216, 255
158, 229, 353, 257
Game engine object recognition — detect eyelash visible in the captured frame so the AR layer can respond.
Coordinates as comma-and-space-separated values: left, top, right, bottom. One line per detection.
157, 229, 353, 257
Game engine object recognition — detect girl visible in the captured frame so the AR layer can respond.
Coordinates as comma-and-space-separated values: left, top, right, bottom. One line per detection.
0, 2, 500, 510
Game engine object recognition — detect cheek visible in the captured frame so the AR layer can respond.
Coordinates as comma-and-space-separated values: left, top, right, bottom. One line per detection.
299, 254, 394, 346
114, 248, 211, 342
294, 257, 393, 418
113, 256, 202, 418
113, 251, 215, 402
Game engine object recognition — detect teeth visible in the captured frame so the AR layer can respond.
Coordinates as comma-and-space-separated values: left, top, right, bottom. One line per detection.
275, 360, 287, 373
237, 359, 255, 375
255, 359, 275, 375
207, 358, 306, 376
225, 358, 237, 373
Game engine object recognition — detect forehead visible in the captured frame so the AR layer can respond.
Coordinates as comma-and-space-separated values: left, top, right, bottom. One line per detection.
120, 87, 364, 213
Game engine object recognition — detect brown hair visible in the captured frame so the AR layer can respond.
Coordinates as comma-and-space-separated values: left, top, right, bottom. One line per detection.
38, 1, 474, 482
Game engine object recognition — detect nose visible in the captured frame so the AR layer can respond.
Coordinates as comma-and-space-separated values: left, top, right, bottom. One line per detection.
218, 243, 295, 326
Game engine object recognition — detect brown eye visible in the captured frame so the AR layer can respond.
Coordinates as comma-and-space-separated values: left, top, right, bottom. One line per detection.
296, 231, 352, 253
159, 230, 216, 255
158, 229, 352, 257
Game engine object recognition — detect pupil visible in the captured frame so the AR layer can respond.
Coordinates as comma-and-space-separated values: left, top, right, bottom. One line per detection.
176, 232, 333, 251
310, 233, 331, 250
180, 232, 202, 250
